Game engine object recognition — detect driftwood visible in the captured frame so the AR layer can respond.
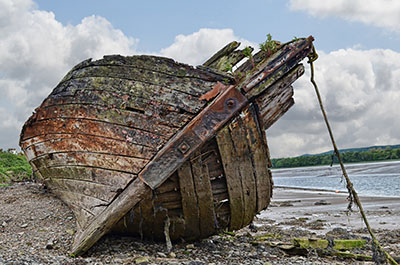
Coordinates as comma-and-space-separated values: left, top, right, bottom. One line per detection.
19, 36, 314, 255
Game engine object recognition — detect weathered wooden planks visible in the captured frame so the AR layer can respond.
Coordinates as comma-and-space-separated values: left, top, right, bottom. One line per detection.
242, 105, 273, 212
30, 151, 148, 174
216, 104, 274, 228
21, 118, 166, 149
22, 135, 156, 161
35, 166, 134, 187
59, 64, 229, 97
71, 178, 150, 256
35, 104, 180, 135
177, 161, 201, 240
190, 149, 217, 237
216, 126, 244, 230
228, 113, 257, 227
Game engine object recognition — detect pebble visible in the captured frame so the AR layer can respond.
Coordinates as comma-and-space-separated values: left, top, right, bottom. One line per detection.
20, 223, 28, 228
1, 183, 398, 265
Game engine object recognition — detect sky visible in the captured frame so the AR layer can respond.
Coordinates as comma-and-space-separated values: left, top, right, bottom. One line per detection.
1, 0, 400, 158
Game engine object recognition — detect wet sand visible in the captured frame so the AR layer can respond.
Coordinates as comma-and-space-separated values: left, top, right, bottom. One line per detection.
258, 186, 400, 233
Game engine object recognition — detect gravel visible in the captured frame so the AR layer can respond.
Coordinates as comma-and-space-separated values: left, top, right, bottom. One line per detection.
1, 182, 397, 264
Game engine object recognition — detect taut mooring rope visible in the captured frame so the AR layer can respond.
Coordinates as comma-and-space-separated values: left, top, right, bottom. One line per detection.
307, 46, 398, 265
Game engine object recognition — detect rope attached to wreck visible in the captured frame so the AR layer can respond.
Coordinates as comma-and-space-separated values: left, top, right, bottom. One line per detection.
307, 46, 398, 265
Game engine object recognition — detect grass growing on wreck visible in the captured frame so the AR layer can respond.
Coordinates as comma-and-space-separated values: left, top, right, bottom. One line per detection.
0, 150, 32, 184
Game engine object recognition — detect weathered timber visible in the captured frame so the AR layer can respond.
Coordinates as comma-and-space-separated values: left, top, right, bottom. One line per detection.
216, 126, 244, 230
228, 110, 257, 227
258, 85, 294, 129
20, 35, 315, 255
21, 118, 165, 149
190, 149, 217, 237
63, 55, 232, 84
35, 104, 181, 135
207, 48, 250, 71
59, 64, 231, 97
178, 161, 201, 240
239, 37, 313, 98
203, 41, 240, 67
30, 152, 148, 174
139, 84, 248, 189
242, 105, 272, 212
71, 178, 150, 255
35, 166, 134, 187
23, 135, 156, 161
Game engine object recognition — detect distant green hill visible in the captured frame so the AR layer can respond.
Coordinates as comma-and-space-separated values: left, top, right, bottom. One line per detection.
271, 144, 400, 168
308, 144, 400, 156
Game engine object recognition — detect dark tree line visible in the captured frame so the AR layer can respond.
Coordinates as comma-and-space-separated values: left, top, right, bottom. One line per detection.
271, 147, 400, 168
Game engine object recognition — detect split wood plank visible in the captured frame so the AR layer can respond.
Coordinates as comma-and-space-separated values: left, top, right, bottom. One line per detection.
229, 110, 257, 227
190, 150, 217, 237
203, 41, 240, 67
177, 161, 201, 240
243, 105, 272, 211
215, 126, 244, 230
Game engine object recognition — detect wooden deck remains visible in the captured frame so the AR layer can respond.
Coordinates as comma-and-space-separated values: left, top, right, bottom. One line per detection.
19, 36, 314, 255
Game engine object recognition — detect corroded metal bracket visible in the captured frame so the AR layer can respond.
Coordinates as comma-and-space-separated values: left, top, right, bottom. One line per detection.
139, 84, 248, 189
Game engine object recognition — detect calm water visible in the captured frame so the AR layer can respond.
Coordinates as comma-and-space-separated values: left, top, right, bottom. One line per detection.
272, 160, 400, 197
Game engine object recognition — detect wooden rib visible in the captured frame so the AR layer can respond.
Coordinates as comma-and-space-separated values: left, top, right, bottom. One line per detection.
229, 111, 257, 227
178, 161, 201, 240
215, 126, 244, 230
190, 150, 216, 237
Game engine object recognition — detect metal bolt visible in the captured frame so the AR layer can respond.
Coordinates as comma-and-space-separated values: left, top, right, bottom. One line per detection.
226, 99, 235, 109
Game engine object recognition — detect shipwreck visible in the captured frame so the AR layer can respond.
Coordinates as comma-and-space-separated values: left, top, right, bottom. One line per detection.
19, 36, 315, 255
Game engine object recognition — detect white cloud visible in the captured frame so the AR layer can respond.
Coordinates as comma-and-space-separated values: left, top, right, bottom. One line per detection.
289, 0, 400, 32
160, 28, 256, 65
0, 0, 138, 150
268, 48, 400, 157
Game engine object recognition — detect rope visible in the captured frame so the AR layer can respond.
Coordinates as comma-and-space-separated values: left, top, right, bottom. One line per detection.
307, 46, 398, 265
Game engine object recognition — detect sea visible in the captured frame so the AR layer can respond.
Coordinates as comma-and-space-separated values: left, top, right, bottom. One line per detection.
272, 160, 400, 197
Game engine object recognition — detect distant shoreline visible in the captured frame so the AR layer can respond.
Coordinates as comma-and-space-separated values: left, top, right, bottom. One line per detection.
274, 185, 347, 194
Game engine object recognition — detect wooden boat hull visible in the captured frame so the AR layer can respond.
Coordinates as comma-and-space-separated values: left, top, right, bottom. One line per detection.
19, 37, 314, 253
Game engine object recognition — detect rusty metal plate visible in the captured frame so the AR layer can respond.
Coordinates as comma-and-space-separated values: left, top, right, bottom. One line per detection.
139, 84, 248, 189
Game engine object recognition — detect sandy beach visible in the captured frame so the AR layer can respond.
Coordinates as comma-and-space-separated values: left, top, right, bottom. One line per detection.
261, 186, 400, 232
1, 183, 399, 264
